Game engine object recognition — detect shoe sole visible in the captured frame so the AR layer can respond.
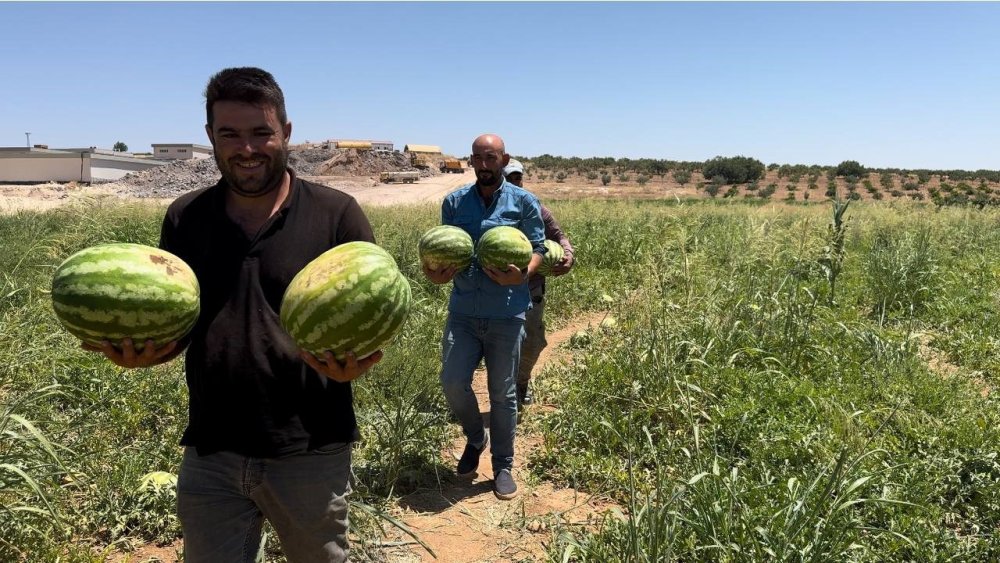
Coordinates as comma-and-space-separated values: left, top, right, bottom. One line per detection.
494, 489, 518, 500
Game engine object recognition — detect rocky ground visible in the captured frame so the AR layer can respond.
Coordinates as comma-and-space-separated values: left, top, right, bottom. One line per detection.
113, 146, 432, 199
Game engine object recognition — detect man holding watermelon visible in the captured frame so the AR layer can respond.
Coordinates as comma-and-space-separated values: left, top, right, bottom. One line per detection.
501, 159, 576, 408
83, 67, 378, 562
423, 134, 546, 500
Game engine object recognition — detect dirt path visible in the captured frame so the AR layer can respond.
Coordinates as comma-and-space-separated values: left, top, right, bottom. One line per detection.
104, 311, 617, 563
383, 310, 617, 563
0, 182, 121, 214
0, 170, 475, 216
312, 170, 475, 207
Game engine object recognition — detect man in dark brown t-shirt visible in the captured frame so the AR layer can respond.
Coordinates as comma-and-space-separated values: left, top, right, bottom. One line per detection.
83, 67, 377, 563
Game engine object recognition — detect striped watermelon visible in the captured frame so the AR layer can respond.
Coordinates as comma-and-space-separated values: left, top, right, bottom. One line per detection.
418, 225, 473, 270
477, 226, 533, 270
280, 241, 411, 361
51, 243, 200, 350
536, 239, 565, 277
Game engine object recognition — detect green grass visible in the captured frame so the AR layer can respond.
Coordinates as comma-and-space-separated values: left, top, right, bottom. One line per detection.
1, 199, 999, 560
534, 201, 1000, 561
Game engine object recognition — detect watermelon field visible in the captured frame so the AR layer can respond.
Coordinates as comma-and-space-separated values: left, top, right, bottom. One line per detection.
2, 198, 1000, 561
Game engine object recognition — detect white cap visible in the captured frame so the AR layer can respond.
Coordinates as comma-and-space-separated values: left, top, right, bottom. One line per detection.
503, 159, 524, 177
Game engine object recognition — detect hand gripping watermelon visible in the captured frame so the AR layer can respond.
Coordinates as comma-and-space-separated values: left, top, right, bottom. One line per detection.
51, 243, 200, 350
280, 241, 412, 361
477, 226, 532, 271
536, 239, 565, 277
418, 225, 473, 271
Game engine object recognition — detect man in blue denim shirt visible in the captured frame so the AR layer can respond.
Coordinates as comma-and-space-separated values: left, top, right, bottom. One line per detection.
423, 133, 545, 500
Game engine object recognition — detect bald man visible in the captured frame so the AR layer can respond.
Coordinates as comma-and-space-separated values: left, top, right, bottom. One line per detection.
422, 134, 545, 500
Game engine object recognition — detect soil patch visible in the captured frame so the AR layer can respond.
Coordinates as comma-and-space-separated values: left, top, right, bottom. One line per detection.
914, 331, 991, 397
383, 311, 618, 562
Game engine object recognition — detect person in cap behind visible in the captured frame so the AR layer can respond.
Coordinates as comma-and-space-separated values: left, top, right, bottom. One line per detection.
502, 159, 575, 408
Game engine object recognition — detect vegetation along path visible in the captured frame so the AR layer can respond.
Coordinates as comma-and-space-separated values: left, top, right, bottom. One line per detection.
383, 310, 619, 562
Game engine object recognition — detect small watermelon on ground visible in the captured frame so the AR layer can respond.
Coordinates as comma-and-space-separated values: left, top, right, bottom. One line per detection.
569, 330, 591, 348
536, 239, 565, 276
50, 243, 200, 350
280, 241, 412, 361
477, 226, 532, 270
418, 225, 473, 270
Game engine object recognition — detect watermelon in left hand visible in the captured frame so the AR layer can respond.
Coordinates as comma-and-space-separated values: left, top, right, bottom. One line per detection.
51, 243, 201, 350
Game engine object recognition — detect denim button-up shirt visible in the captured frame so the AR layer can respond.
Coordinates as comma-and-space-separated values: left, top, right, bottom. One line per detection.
443, 180, 546, 319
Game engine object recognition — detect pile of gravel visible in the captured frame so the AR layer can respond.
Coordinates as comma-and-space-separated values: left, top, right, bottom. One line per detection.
115, 158, 222, 198
314, 149, 424, 176
287, 146, 339, 176
115, 147, 431, 198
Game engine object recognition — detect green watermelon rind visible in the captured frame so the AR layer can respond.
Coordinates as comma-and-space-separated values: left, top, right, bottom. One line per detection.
418, 225, 474, 270
280, 241, 412, 361
536, 239, 565, 277
477, 226, 533, 270
50, 243, 201, 350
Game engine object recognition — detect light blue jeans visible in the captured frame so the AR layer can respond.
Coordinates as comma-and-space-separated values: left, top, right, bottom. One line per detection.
177, 443, 352, 563
440, 313, 525, 473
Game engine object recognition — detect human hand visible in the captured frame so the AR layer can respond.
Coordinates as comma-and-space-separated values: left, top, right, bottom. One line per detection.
484, 264, 526, 286
422, 263, 459, 284
550, 255, 574, 276
301, 349, 384, 383
81, 338, 178, 369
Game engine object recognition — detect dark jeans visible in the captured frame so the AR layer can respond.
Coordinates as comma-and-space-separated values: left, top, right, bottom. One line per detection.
177, 443, 352, 563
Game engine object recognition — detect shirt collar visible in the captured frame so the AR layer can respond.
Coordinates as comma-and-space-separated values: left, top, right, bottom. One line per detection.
210, 167, 299, 218
476, 178, 509, 204
277, 168, 299, 217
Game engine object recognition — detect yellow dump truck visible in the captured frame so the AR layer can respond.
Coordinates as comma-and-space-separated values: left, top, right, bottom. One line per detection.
380, 171, 419, 184
440, 159, 465, 173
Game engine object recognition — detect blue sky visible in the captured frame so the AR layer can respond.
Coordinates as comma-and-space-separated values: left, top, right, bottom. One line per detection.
1, 2, 998, 170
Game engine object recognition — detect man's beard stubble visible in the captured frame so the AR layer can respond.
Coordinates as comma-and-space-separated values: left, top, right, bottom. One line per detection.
217, 148, 289, 198
476, 169, 501, 188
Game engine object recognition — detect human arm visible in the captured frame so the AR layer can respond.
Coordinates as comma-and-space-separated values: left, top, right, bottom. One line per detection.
335, 197, 377, 244
541, 205, 575, 276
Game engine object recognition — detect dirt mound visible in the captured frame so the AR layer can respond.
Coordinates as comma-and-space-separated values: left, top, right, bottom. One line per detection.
287, 146, 340, 176
315, 148, 424, 176
113, 148, 426, 198
114, 158, 222, 199
315, 149, 437, 177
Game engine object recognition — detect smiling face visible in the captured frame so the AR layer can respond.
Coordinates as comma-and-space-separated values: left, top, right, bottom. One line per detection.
206, 101, 291, 198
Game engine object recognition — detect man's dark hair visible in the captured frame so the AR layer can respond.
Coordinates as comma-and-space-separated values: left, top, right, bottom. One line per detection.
204, 67, 287, 127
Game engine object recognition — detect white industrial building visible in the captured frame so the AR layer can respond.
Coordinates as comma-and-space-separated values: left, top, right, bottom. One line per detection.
0, 147, 167, 183
151, 143, 213, 160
